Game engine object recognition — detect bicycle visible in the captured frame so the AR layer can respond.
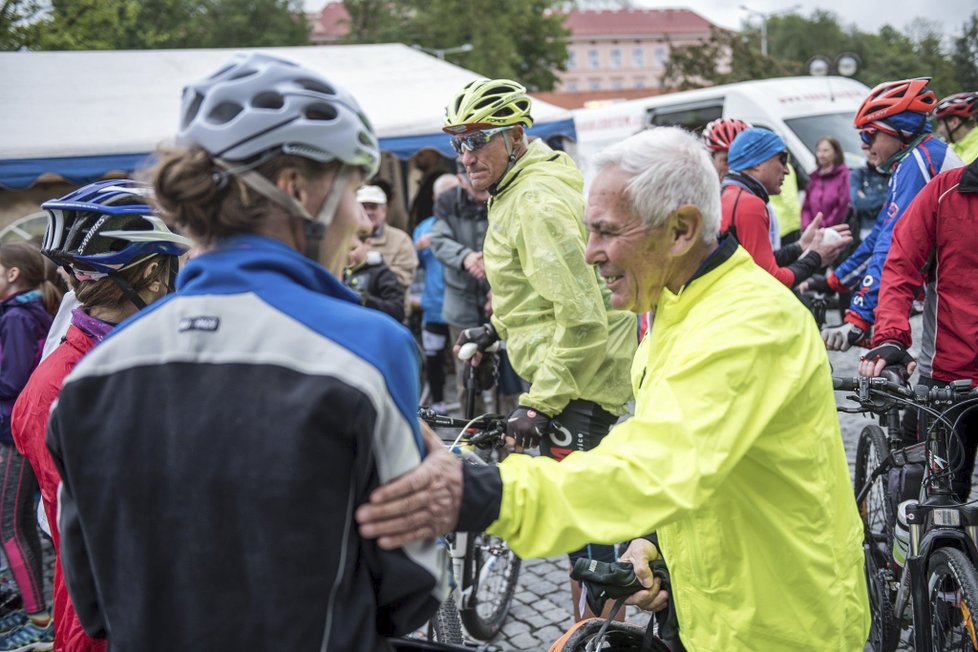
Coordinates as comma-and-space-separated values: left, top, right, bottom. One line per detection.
418, 407, 522, 642
835, 373, 978, 651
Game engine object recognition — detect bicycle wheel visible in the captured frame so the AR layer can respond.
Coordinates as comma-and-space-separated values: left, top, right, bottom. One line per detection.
865, 560, 896, 652
854, 425, 893, 555
428, 594, 465, 645
458, 533, 521, 640
927, 547, 978, 651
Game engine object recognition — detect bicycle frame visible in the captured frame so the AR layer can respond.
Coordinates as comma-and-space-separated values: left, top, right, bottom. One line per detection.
837, 375, 978, 650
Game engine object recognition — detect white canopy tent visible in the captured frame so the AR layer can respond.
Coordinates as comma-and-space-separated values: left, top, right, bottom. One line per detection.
0, 43, 576, 190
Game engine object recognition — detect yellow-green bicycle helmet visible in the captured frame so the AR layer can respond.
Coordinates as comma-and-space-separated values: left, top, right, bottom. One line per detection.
443, 78, 534, 134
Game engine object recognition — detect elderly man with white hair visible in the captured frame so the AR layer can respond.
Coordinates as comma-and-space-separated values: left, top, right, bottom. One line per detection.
357, 127, 869, 651
357, 184, 418, 292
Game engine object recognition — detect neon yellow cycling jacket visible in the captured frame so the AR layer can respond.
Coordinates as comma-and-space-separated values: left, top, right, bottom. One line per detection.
483, 139, 636, 416
488, 243, 869, 650
952, 126, 978, 165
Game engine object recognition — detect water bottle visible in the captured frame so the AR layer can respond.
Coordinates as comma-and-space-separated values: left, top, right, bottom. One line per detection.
892, 499, 917, 567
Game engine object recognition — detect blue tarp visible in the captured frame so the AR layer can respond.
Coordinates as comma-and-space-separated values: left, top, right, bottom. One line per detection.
0, 118, 577, 191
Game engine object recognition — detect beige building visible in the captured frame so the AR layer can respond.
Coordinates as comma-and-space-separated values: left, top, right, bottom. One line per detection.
552, 8, 715, 107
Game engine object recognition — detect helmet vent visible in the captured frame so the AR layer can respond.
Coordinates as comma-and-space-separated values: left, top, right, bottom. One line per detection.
358, 131, 373, 146
182, 92, 205, 129
295, 78, 335, 96
228, 67, 259, 81
304, 103, 338, 121
252, 92, 285, 110
208, 102, 244, 124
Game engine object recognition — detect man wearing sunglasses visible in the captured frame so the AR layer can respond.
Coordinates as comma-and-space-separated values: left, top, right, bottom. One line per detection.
810, 78, 962, 352
720, 128, 851, 288
444, 78, 637, 620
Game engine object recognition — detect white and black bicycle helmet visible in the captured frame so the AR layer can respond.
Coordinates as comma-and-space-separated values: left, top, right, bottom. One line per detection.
176, 52, 380, 178
42, 179, 193, 308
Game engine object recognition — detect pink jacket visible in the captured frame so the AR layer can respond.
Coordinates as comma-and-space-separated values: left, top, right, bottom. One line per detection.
801, 164, 851, 229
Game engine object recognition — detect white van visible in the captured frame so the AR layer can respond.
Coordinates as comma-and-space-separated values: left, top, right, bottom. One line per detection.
572, 76, 871, 190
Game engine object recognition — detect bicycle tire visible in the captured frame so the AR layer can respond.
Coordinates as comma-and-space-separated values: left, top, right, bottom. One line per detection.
854, 425, 894, 556
428, 594, 465, 645
458, 533, 521, 640
926, 547, 978, 651
865, 560, 896, 652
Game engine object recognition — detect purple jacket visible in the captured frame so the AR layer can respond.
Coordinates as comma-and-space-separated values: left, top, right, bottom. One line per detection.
0, 290, 52, 444
802, 164, 851, 229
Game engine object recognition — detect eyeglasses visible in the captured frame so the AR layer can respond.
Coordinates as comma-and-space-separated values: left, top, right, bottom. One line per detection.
859, 128, 879, 146
449, 127, 511, 155
778, 151, 789, 165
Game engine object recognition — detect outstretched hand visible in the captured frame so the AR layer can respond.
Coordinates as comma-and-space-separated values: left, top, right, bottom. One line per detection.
356, 421, 463, 550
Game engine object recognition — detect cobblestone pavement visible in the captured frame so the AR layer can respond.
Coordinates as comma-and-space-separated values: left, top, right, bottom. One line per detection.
483, 316, 931, 650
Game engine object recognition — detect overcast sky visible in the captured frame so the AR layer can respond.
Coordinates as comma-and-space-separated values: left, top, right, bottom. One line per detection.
304, 1, 973, 39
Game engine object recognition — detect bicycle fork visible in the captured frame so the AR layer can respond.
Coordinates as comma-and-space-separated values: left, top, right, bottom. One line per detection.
450, 531, 469, 610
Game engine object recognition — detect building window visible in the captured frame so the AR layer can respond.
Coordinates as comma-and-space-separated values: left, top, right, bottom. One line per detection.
587, 49, 599, 69
610, 48, 621, 69
634, 78, 646, 89
567, 82, 578, 92
655, 46, 668, 66
632, 47, 644, 68
567, 50, 577, 70
589, 79, 601, 91
611, 78, 623, 90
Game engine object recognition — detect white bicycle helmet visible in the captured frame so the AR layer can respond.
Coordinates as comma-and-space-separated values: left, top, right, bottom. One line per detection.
177, 52, 380, 178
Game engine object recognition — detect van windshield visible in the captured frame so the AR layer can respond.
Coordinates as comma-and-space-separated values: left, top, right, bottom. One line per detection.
784, 112, 865, 169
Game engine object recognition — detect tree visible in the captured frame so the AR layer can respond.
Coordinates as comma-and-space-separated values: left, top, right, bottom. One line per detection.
952, 12, 978, 90
0, 0, 44, 49
341, 0, 569, 91
663, 27, 792, 89
9, 0, 309, 50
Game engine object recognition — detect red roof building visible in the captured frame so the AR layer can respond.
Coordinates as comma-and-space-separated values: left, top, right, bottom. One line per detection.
307, 2, 350, 45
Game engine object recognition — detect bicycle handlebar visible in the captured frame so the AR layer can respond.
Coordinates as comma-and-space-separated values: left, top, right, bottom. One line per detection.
458, 340, 501, 361
832, 375, 978, 408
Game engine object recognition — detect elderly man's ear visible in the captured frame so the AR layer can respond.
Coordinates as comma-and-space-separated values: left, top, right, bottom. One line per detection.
668, 205, 703, 256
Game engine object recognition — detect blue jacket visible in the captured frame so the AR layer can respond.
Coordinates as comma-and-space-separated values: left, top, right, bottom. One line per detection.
48, 235, 448, 651
413, 217, 445, 324
0, 290, 51, 444
835, 136, 963, 326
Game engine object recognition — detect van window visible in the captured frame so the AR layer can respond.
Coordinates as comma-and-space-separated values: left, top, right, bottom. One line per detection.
784, 112, 865, 169
646, 103, 722, 132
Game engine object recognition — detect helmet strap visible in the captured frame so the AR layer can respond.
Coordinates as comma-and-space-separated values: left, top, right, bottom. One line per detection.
304, 166, 352, 263
109, 274, 147, 311
878, 132, 929, 174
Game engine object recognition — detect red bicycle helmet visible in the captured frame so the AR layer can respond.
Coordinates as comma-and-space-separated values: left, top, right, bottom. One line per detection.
934, 92, 978, 120
702, 118, 752, 152
854, 77, 937, 128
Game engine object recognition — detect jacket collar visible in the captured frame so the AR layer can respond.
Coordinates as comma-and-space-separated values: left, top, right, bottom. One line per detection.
960, 158, 978, 194
178, 234, 360, 305
723, 171, 770, 204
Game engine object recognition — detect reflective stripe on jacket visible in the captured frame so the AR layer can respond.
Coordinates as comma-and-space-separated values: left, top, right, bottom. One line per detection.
483, 139, 635, 416
488, 242, 869, 650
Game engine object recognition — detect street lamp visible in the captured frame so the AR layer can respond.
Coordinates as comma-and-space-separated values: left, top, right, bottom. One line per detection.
411, 43, 474, 60
738, 4, 801, 57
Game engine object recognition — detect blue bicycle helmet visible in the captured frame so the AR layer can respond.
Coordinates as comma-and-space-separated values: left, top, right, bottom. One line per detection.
41, 179, 192, 277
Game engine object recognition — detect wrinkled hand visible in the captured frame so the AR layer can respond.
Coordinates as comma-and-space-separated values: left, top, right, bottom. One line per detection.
453, 323, 498, 368
505, 406, 551, 451
822, 322, 868, 352
859, 341, 917, 378
463, 251, 486, 280
809, 225, 853, 266
619, 539, 668, 612
356, 422, 463, 550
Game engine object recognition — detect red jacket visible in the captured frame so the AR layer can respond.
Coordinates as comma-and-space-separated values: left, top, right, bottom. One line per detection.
874, 164, 978, 385
11, 325, 105, 652
721, 185, 796, 286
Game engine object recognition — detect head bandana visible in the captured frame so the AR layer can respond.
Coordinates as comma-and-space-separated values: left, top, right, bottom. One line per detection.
727, 129, 786, 172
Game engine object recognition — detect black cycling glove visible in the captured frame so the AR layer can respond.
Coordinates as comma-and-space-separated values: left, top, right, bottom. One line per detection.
506, 406, 551, 449
455, 323, 499, 353
862, 341, 915, 368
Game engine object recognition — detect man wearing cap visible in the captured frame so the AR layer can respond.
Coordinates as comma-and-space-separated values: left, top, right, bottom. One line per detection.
357, 185, 418, 294
720, 128, 851, 288
809, 78, 962, 351
439, 78, 637, 619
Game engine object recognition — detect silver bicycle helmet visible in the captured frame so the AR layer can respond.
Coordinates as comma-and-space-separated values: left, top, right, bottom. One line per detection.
177, 52, 380, 178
